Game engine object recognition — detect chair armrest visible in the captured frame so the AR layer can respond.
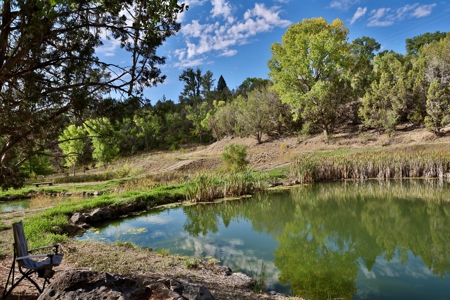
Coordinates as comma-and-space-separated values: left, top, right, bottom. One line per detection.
16, 254, 52, 261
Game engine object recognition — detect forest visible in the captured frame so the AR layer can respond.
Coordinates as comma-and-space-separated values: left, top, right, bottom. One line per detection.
1, 7, 449, 188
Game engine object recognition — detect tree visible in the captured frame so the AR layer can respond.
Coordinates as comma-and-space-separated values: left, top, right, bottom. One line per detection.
179, 68, 203, 104
406, 31, 448, 57
217, 75, 228, 92
236, 77, 272, 99
268, 18, 351, 138
424, 79, 450, 135
186, 102, 210, 143
84, 118, 120, 166
0, 0, 185, 189
59, 125, 86, 176
359, 51, 409, 134
236, 87, 287, 143
348, 37, 380, 99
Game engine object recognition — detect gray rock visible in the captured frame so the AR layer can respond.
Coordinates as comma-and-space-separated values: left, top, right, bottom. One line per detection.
70, 213, 85, 224
90, 207, 112, 222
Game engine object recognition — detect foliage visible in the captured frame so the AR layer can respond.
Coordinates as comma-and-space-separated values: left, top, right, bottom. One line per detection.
424, 79, 450, 134
236, 87, 288, 143
406, 31, 449, 56
0, 0, 185, 189
59, 125, 87, 175
359, 52, 408, 134
20, 153, 54, 177
84, 118, 120, 166
222, 144, 249, 172
268, 17, 351, 138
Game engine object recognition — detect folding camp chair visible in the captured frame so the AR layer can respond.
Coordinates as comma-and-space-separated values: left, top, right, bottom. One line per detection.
2, 221, 63, 300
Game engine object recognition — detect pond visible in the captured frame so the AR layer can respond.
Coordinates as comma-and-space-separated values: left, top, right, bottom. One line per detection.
0, 200, 30, 212
76, 180, 450, 299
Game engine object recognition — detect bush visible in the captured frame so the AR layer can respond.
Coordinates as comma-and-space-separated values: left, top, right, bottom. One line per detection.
222, 144, 249, 172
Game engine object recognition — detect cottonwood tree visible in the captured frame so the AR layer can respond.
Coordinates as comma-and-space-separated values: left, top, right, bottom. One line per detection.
268, 18, 352, 139
0, 0, 185, 189
59, 125, 86, 176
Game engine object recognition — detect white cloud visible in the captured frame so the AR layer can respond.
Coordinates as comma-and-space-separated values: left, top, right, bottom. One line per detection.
275, 0, 290, 3
367, 8, 394, 27
350, 7, 367, 24
412, 4, 436, 17
396, 4, 419, 20
329, 0, 360, 11
366, 3, 437, 27
174, 58, 207, 68
177, 0, 208, 23
218, 49, 237, 57
211, 0, 232, 20
174, 3, 291, 68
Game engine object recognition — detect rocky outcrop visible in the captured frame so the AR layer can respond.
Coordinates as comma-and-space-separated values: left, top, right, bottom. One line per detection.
69, 202, 149, 229
38, 270, 217, 300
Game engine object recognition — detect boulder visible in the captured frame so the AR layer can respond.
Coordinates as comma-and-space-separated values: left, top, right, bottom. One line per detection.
38, 270, 216, 300
90, 207, 112, 222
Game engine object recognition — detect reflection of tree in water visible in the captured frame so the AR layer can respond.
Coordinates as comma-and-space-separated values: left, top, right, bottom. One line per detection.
183, 180, 450, 298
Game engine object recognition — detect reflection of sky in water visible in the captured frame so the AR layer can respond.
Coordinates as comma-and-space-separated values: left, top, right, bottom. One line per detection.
77, 207, 289, 293
77, 204, 450, 298
0, 200, 30, 212
355, 252, 450, 300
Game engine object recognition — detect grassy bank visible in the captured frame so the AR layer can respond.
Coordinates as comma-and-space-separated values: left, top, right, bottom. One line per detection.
1, 170, 271, 251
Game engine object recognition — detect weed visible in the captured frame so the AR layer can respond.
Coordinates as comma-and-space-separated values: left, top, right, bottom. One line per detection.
183, 256, 201, 269
156, 248, 170, 256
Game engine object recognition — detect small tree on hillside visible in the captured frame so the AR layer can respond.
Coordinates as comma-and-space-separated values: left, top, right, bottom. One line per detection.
222, 144, 249, 172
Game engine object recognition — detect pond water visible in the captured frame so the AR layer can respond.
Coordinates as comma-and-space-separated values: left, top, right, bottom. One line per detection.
0, 200, 30, 212
77, 180, 450, 299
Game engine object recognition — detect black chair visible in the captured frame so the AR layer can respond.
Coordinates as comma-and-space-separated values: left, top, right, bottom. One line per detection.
2, 221, 64, 299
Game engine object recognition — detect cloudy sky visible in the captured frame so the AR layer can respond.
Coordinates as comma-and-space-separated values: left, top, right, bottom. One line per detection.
100, 0, 450, 103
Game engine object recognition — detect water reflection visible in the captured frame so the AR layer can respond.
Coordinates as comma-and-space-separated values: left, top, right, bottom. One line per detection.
78, 180, 450, 299
0, 200, 30, 212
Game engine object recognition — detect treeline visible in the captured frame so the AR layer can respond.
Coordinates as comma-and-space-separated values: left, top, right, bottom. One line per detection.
34, 19, 450, 176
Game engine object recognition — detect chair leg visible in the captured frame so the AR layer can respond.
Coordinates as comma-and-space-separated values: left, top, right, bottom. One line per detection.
2, 266, 46, 300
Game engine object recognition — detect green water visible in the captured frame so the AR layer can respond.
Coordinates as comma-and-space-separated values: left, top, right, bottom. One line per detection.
77, 180, 450, 299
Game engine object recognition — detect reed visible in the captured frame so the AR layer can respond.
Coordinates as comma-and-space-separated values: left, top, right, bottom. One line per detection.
186, 170, 267, 202
290, 149, 450, 183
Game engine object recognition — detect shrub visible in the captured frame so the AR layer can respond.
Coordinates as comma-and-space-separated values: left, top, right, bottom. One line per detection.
222, 144, 249, 172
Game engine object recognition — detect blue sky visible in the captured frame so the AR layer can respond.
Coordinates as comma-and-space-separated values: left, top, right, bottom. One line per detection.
99, 0, 450, 103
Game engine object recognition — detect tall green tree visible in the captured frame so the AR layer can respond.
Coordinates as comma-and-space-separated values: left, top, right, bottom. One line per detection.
0, 0, 185, 189
59, 125, 86, 176
268, 18, 352, 138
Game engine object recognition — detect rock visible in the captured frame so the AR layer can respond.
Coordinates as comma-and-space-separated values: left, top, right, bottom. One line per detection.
70, 213, 85, 224
229, 272, 255, 289
38, 270, 149, 300
90, 207, 112, 222
216, 266, 232, 276
38, 270, 216, 300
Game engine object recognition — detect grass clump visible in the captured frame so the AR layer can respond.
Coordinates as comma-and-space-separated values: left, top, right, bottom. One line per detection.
183, 256, 201, 269
290, 148, 450, 183
186, 170, 267, 202
156, 249, 170, 256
